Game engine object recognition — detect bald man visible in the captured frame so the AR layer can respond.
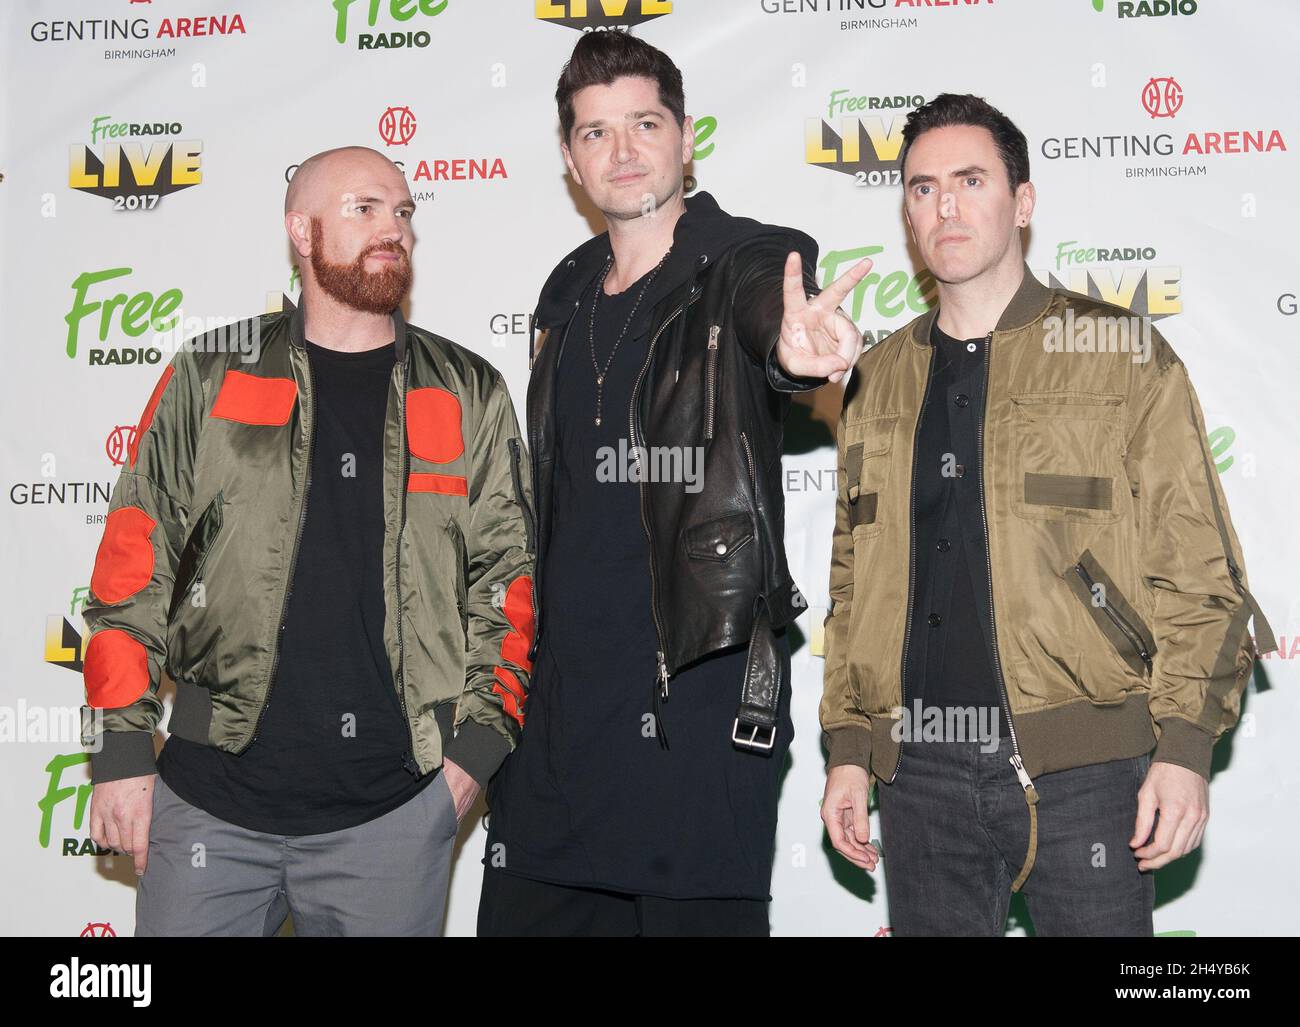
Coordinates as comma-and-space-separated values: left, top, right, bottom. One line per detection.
81, 147, 536, 936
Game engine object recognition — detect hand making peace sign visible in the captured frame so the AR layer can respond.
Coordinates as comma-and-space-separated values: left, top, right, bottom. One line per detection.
775, 252, 872, 385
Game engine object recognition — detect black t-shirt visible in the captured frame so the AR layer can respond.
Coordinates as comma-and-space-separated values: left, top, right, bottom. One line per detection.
158, 339, 434, 835
485, 269, 793, 901
904, 322, 1009, 737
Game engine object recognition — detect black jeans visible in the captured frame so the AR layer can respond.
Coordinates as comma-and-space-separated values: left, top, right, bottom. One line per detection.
877, 736, 1154, 936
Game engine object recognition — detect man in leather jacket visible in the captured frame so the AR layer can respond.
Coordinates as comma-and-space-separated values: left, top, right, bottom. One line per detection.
477, 31, 866, 936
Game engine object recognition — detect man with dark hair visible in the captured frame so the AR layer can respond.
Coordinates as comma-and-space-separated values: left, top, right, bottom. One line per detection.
83, 146, 535, 936
477, 31, 868, 937
819, 93, 1274, 935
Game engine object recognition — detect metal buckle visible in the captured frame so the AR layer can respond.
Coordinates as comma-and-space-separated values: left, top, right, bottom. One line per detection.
732, 718, 776, 752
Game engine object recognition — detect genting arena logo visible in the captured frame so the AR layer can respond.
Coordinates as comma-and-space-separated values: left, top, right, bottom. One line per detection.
105, 425, 138, 467
379, 105, 417, 146
1142, 77, 1183, 119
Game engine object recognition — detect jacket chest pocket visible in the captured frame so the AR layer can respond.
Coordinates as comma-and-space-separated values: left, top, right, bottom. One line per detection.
843, 414, 897, 539
1010, 392, 1124, 524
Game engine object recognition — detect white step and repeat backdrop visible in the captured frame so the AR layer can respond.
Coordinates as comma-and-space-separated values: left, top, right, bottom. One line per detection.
2, 0, 1295, 937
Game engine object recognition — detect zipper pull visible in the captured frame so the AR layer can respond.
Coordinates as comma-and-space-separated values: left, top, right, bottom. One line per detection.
657, 651, 670, 701
1009, 754, 1039, 800
707, 324, 720, 349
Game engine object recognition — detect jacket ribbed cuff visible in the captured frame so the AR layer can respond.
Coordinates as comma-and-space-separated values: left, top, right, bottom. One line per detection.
91, 732, 158, 784
765, 340, 825, 393
442, 717, 513, 788
825, 725, 872, 772
1152, 717, 1215, 781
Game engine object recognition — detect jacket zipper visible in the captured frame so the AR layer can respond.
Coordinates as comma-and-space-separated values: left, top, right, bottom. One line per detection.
631, 294, 695, 699
1073, 562, 1152, 671
507, 435, 540, 646
890, 342, 935, 782
395, 356, 421, 775
446, 519, 468, 632
527, 308, 576, 664
243, 349, 316, 752
739, 429, 756, 493
974, 330, 1035, 793
704, 323, 720, 440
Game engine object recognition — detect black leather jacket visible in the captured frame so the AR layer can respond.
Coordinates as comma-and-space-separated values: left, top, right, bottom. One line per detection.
526, 191, 822, 746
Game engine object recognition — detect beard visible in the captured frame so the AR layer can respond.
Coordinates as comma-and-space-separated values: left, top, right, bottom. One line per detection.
309, 217, 411, 314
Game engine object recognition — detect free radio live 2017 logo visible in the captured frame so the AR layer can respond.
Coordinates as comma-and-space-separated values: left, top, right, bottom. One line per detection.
69, 115, 202, 211
806, 90, 925, 186
535, 0, 672, 32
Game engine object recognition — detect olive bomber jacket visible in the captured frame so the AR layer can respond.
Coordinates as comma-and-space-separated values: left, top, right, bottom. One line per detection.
81, 301, 536, 786
822, 266, 1276, 785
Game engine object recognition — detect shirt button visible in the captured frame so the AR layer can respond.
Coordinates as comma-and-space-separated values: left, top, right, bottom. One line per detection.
954, 394, 970, 408
928, 613, 942, 627
715, 542, 728, 556
966, 342, 978, 353
937, 538, 952, 552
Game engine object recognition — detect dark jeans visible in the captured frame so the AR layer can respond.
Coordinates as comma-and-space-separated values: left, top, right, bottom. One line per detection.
477, 867, 770, 937
876, 736, 1154, 936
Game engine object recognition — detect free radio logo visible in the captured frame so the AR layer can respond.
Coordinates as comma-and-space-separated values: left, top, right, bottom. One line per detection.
332, 0, 448, 49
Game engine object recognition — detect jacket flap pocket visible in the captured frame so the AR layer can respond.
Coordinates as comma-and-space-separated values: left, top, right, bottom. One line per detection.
684, 511, 755, 562
1011, 391, 1124, 413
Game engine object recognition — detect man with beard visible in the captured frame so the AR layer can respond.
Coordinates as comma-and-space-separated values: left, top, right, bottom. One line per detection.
81, 146, 535, 936
477, 33, 867, 937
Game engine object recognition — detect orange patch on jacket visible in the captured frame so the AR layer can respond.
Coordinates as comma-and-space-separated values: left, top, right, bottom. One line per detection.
492, 667, 526, 726
90, 506, 157, 604
406, 388, 465, 463
210, 370, 297, 426
499, 576, 534, 672
408, 472, 468, 496
84, 629, 150, 709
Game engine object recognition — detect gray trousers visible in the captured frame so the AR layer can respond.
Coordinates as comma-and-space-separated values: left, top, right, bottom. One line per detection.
877, 736, 1155, 937
136, 773, 458, 936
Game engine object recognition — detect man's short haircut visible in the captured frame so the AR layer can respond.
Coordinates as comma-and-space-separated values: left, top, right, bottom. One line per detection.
555, 31, 686, 143
900, 93, 1030, 194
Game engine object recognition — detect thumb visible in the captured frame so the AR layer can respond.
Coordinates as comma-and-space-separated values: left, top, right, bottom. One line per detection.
850, 785, 872, 844
1130, 786, 1157, 848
